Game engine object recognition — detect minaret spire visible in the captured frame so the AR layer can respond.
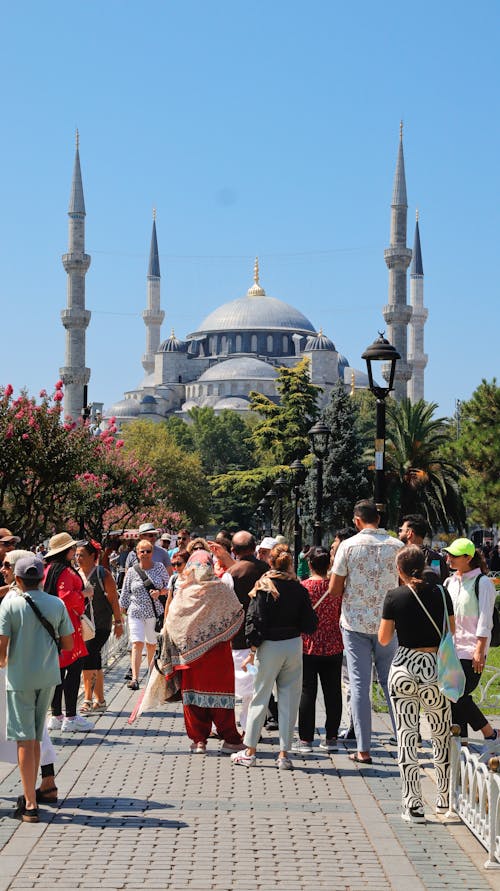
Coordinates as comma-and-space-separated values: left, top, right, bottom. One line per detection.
142, 211, 165, 375
408, 211, 427, 402
383, 123, 412, 400
247, 256, 266, 297
60, 131, 91, 421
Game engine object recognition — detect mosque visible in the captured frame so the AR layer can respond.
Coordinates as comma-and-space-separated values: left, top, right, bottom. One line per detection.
60, 127, 427, 426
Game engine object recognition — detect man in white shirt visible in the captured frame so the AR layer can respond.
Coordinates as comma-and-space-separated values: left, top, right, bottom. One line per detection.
329, 500, 403, 764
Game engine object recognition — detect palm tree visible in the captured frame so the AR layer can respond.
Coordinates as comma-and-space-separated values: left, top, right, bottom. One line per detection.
384, 398, 466, 533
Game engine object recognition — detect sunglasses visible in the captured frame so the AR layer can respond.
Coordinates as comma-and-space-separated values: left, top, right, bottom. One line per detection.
171, 561, 184, 568
2, 561, 12, 569
138, 548, 153, 554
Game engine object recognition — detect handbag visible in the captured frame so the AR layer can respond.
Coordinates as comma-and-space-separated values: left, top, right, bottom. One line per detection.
80, 598, 96, 642
408, 584, 466, 703
133, 565, 163, 633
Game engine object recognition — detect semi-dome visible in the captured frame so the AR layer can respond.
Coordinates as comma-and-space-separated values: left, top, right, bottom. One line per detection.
159, 329, 187, 353
188, 260, 315, 338
106, 398, 141, 418
304, 330, 336, 351
198, 356, 279, 383
141, 394, 157, 404
214, 397, 251, 411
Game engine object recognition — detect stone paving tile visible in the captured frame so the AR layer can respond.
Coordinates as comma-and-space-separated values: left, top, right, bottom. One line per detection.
0, 655, 498, 890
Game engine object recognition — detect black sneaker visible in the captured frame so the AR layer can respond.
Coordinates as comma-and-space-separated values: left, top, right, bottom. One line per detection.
265, 719, 279, 731
127, 679, 139, 690
124, 668, 132, 681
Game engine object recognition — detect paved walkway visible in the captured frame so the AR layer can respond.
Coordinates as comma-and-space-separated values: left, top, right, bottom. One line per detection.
0, 654, 497, 891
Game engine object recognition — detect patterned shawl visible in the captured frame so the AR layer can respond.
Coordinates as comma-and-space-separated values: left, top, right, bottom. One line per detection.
164, 575, 243, 667
248, 568, 297, 601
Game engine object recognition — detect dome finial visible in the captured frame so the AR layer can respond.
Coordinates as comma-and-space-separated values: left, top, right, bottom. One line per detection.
76, 128, 79, 150
400, 119, 403, 140
416, 207, 419, 222
171, 327, 175, 337
153, 206, 156, 221
247, 255, 266, 297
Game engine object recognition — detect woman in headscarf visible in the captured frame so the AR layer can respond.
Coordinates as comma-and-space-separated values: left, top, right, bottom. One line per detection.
163, 549, 245, 755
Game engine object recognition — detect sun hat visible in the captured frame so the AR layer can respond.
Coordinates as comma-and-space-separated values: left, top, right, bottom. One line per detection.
15, 555, 44, 580
258, 537, 277, 550
443, 538, 475, 558
274, 534, 287, 545
138, 522, 160, 535
46, 532, 78, 558
0, 528, 21, 544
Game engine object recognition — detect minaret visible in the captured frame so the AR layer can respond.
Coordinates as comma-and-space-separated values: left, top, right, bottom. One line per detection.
142, 209, 164, 374
383, 122, 413, 400
408, 210, 428, 402
60, 130, 91, 421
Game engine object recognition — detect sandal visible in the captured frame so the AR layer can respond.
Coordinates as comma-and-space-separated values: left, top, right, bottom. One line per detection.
92, 700, 107, 712
80, 700, 93, 714
36, 786, 58, 804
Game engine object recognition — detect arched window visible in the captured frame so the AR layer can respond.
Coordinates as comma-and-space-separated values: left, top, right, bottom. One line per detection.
282, 335, 288, 353
235, 334, 242, 352
208, 337, 214, 354
251, 334, 257, 353
267, 335, 273, 353
221, 336, 228, 354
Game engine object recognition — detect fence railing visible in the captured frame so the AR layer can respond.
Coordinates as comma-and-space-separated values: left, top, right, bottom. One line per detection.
449, 727, 500, 869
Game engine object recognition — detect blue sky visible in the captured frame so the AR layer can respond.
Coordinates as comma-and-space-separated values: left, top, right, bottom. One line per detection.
0, 1, 498, 418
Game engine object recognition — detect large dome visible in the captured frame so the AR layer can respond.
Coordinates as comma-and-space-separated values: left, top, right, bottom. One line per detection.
188, 261, 315, 338
198, 357, 279, 383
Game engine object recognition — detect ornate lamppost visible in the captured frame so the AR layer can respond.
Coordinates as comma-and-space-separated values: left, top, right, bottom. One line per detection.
290, 458, 306, 572
361, 332, 401, 515
258, 496, 270, 538
264, 490, 274, 536
273, 475, 287, 536
309, 420, 331, 546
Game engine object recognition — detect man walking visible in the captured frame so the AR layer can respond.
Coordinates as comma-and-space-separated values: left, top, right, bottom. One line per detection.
329, 500, 403, 763
0, 556, 73, 821
398, 514, 449, 582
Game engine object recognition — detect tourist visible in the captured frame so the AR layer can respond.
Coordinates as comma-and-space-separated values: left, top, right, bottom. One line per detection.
231, 544, 318, 770
329, 500, 403, 763
168, 529, 191, 559
0, 555, 73, 822
125, 523, 172, 575
119, 538, 168, 690
166, 549, 189, 602
44, 532, 94, 733
0, 529, 21, 586
164, 549, 244, 754
443, 538, 498, 747
75, 540, 123, 713
398, 514, 449, 582
296, 546, 343, 753
379, 545, 454, 822
256, 536, 277, 565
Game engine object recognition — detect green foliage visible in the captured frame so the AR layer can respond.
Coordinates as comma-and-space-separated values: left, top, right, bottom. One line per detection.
385, 398, 466, 533
453, 379, 500, 527
122, 420, 210, 526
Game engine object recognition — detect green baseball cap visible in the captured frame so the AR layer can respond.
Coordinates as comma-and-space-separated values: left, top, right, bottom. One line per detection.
443, 538, 475, 557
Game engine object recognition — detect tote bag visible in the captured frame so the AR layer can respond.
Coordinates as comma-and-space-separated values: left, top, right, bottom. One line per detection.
409, 584, 466, 703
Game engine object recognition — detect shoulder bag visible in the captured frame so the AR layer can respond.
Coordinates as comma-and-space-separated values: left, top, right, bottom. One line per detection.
133, 565, 163, 633
408, 583, 466, 703
78, 571, 96, 641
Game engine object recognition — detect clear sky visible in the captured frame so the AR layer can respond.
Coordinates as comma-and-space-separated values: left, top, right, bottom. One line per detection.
0, 0, 498, 418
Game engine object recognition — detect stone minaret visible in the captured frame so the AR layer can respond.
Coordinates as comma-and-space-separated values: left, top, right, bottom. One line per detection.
383, 122, 412, 400
408, 210, 428, 402
60, 130, 91, 421
142, 209, 164, 374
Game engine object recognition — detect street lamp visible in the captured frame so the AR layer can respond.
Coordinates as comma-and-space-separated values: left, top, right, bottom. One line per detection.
265, 489, 275, 535
361, 332, 401, 514
309, 420, 330, 546
273, 475, 287, 536
290, 458, 306, 572
258, 496, 270, 537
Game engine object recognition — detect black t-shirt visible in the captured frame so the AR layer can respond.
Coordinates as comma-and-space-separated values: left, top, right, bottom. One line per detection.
382, 581, 454, 649
245, 577, 318, 647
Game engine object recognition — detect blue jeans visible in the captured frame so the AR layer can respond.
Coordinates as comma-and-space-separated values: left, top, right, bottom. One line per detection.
342, 628, 397, 752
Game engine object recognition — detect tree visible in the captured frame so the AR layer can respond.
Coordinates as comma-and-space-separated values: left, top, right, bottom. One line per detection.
453, 379, 500, 527
122, 420, 210, 526
384, 398, 466, 533
301, 382, 369, 540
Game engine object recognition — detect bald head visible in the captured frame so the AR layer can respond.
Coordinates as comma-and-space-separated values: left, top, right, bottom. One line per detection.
232, 531, 256, 557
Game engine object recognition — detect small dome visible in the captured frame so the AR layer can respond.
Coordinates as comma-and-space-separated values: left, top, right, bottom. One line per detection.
214, 397, 251, 411
198, 357, 279, 383
106, 398, 141, 418
159, 329, 187, 353
304, 330, 336, 351
337, 353, 350, 376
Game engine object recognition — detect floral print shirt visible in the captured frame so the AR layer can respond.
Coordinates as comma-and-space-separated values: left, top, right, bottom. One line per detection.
332, 528, 403, 634
119, 562, 168, 620
301, 578, 343, 656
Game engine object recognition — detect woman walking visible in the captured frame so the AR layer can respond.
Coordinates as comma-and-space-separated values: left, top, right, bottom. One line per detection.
443, 538, 498, 746
119, 539, 168, 690
44, 532, 93, 733
379, 545, 454, 822
75, 540, 123, 713
231, 544, 318, 770
296, 546, 343, 752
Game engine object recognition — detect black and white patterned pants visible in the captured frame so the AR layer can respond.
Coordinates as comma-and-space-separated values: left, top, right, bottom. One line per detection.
389, 647, 451, 811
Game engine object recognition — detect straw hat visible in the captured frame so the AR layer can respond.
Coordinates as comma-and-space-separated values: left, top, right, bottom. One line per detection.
46, 532, 78, 558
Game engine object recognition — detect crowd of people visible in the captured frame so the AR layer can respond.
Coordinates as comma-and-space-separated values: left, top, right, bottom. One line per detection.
0, 508, 498, 826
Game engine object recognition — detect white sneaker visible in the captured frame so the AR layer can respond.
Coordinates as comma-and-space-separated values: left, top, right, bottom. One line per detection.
61, 715, 93, 732
47, 714, 63, 731
401, 806, 426, 823
293, 740, 313, 754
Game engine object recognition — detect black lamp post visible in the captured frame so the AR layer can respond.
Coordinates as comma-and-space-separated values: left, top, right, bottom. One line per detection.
273, 475, 287, 536
264, 489, 274, 535
258, 496, 269, 537
309, 420, 330, 546
290, 458, 306, 572
361, 332, 401, 514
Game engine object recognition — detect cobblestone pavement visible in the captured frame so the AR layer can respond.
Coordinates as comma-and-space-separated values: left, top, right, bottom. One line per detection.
0, 655, 498, 891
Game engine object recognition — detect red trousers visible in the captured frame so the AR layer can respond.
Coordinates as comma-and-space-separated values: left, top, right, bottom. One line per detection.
183, 703, 242, 745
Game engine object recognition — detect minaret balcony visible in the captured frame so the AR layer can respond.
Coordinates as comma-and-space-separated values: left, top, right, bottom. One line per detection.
384, 247, 412, 269
59, 366, 91, 385
383, 359, 412, 384
142, 309, 165, 324
61, 309, 91, 329
409, 307, 428, 323
383, 304, 412, 325
62, 252, 91, 273
408, 353, 428, 368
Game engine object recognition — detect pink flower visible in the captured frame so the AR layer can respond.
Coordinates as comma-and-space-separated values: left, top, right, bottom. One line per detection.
22, 433, 29, 440
5, 424, 13, 439
15, 409, 25, 419
115, 439, 124, 448
53, 391, 64, 402
4, 384, 13, 398
55, 380, 64, 390
39, 389, 47, 398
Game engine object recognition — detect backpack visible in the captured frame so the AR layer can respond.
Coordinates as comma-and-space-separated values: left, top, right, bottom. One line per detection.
474, 574, 500, 648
